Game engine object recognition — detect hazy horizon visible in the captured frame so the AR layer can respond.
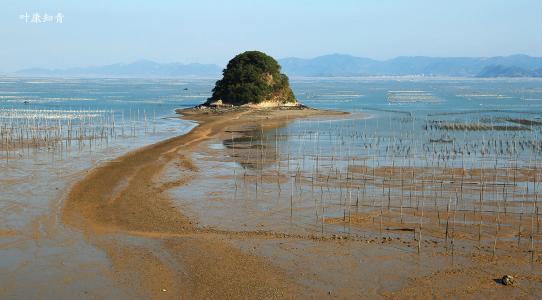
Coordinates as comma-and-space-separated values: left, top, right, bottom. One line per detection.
10, 53, 542, 70
2, 0, 542, 72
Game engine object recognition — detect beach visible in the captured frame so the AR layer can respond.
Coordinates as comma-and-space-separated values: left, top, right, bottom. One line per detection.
61, 106, 344, 298
2, 78, 542, 299
3, 1, 542, 298
59, 106, 540, 298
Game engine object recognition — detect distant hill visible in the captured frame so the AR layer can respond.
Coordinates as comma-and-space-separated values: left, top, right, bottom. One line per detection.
476, 65, 542, 78
13, 54, 542, 78
16, 59, 222, 77
278, 55, 378, 77
278, 54, 542, 77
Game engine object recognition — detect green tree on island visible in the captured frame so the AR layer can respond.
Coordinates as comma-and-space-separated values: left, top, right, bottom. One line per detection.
207, 51, 297, 106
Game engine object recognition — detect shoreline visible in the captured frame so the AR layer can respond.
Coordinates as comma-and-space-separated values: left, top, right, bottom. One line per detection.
59, 105, 542, 299
3, 77, 542, 298
61, 106, 347, 298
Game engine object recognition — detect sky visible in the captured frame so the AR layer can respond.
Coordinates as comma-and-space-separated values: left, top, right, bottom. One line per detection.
1, 0, 542, 71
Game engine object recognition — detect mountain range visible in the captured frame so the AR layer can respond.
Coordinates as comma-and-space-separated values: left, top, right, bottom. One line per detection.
279, 54, 542, 77
13, 54, 542, 78
15, 60, 222, 78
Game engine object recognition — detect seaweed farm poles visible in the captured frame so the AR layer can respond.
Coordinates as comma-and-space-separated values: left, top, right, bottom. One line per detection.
0, 108, 155, 162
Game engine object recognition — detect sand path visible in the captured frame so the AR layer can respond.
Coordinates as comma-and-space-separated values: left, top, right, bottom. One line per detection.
62, 107, 339, 299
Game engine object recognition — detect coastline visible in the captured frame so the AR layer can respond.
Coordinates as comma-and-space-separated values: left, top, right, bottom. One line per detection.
59, 105, 542, 299
61, 106, 347, 298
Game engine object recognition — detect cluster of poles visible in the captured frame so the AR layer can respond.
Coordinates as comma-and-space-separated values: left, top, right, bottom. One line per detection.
227, 112, 541, 260
0, 108, 157, 161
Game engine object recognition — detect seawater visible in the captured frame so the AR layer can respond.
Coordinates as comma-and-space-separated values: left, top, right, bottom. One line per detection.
1, 76, 542, 297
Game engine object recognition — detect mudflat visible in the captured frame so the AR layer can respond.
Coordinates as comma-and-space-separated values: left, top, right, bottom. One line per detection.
62, 107, 344, 298
61, 106, 542, 299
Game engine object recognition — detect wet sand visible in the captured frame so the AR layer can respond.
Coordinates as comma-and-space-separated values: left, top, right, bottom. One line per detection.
59, 106, 541, 299
61, 107, 344, 298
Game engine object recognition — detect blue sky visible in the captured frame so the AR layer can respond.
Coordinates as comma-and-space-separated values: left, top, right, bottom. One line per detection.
1, 0, 541, 71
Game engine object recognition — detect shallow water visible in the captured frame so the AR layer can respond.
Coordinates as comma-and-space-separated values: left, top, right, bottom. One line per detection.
171, 77, 542, 246
0, 77, 203, 298
2, 76, 542, 297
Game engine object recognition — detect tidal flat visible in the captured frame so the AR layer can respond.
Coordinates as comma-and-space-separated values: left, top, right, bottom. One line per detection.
2, 77, 542, 298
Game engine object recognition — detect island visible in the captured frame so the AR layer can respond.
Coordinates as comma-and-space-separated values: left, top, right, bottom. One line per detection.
203, 50, 298, 108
